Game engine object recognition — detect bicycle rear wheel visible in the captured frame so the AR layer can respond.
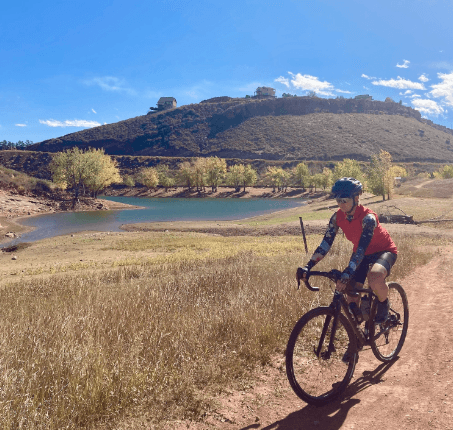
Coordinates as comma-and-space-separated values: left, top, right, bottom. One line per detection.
370, 282, 409, 362
286, 307, 357, 406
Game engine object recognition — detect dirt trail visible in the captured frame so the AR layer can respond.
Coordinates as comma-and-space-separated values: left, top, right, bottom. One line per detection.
161, 246, 453, 430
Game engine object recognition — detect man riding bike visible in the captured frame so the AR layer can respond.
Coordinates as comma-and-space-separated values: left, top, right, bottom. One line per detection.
298, 177, 398, 325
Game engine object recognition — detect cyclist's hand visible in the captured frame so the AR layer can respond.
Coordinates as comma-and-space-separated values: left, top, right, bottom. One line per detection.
297, 266, 309, 279
336, 268, 352, 291
296, 266, 309, 288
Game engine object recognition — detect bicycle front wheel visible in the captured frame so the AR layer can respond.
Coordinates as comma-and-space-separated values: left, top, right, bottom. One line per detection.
370, 282, 409, 362
286, 307, 357, 406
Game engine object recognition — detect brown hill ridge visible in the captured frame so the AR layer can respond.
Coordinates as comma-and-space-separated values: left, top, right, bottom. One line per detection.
30, 97, 453, 163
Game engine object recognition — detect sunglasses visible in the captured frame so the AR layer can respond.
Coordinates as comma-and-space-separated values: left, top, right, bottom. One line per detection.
336, 197, 351, 204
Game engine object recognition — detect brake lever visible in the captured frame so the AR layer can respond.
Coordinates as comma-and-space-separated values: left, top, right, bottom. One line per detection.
328, 269, 342, 282
304, 272, 319, 292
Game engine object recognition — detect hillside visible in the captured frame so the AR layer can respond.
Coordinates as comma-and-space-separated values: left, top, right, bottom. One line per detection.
29, 97, 453, 163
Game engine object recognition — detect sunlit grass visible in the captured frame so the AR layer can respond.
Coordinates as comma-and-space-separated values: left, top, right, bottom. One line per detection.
108, 233, 320, 260
372, 195, 453, 225
0, 229, 446, 428
238, 209, 334, 226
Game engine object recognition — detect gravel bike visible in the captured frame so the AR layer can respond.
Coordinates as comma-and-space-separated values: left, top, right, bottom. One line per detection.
285, 269, 409, 406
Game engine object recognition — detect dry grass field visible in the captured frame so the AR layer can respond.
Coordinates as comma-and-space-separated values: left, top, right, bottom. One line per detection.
1, 176, 453, 428
0, 229, 442, 429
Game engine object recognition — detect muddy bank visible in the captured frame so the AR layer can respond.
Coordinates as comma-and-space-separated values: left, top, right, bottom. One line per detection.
121, 219, 327, 237
0, 189, 139, 245
102, 185, 321, 200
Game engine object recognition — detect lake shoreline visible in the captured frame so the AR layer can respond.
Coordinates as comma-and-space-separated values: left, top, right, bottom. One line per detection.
0, 187, 326, 246
102, 185, 320, 200
0, 192, 142, 245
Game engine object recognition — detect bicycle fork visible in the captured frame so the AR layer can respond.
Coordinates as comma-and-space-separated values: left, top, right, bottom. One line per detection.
314, 294, 342, 360
315, 292, 376, 360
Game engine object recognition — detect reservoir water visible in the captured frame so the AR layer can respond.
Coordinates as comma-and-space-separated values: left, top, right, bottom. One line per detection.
8, 196, 305, 245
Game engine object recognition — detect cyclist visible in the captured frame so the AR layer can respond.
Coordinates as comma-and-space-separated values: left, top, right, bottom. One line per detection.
297, 177, 398, 324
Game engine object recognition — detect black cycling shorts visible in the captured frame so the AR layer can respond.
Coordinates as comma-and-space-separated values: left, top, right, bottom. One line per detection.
353, 251, 397, 285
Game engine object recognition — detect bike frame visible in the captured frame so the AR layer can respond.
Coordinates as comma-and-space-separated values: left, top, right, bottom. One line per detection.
301, 270, 388, 358
317, 284, 403, 360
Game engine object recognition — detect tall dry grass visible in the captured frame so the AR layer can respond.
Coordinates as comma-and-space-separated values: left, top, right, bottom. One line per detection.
0, 232, 438, 428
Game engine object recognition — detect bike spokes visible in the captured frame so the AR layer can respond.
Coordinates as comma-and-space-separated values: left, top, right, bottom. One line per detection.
286, 308, 357, 406
370, 283, 409, 362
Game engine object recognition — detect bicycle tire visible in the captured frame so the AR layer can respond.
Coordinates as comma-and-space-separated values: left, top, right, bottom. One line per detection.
369, 282, 409, 362
286, 307, 357, 406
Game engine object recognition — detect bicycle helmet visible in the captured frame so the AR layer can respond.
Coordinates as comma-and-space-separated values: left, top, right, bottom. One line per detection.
331, 177, 363, 198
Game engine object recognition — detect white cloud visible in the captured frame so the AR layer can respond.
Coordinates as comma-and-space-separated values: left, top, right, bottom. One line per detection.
418, 74, 429, 83
399, 90, 413, 96
411, 98, 444, 115
39, 119, 101, 128
275, 76, 290, 88
396, 59, 410, 68
83, 76, 136, 95
15, 123, 27, 127
288, 72, 335, 96
430, 72, 453, 106
92, 108, 97, 114
371, 76, 426, 90
361, 74, 377, 80
410, 94, 421, 98
275, 72, 351, 96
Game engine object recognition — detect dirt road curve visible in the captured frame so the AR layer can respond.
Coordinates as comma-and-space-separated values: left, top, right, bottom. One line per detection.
165, 247, 453, 430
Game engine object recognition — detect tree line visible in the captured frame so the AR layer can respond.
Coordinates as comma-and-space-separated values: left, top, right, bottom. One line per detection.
49, 147, 453, 202
0, 140, 34, 150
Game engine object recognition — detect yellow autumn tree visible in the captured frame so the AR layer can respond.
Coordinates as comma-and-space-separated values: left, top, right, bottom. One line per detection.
226, 164, 245, 192
50, 147, 121, 199
205, 157, 227, 192
242, 164, 258, 191
83, 148, 122, 197
293, 162, 310, 190
265, 166, 291, 192
367, 150, 406, 200
438, 164, 453, 179
177, 161, 195, 191
332, 159, 366, 184
137, 167, 159, 189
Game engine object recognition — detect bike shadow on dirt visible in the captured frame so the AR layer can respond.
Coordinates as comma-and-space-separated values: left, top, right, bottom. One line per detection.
240, 358, 399, 430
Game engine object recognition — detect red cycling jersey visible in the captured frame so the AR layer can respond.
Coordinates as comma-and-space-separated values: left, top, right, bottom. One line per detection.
336, 205, 398, 255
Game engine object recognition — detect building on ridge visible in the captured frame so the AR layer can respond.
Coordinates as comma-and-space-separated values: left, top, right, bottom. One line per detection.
354, 94, 373, 101
254, 87, 276, 98
149, 97, 177, 113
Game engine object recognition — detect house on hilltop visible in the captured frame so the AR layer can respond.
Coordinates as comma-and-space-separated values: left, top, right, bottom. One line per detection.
354, 94, 373, 101
255, 87, 276, 98
158, 97, 177, 109
148, 97, 177, 113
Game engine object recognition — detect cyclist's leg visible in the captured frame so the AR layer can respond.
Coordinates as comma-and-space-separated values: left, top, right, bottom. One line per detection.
367, 264, 388, 302
367, 252, 397, 301
367, 253, 397, 323
345, 253, 370, 305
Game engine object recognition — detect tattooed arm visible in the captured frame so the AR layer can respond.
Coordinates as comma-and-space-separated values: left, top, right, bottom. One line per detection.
304, 212, 339, 270
340, 213, 377, 281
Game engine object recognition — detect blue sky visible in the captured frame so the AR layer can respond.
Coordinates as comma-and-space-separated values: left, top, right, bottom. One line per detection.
1, 0, 453, 143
